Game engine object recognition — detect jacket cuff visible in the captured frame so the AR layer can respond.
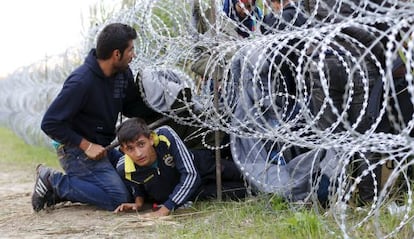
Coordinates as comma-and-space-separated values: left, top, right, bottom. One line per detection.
163, 199, 177, 211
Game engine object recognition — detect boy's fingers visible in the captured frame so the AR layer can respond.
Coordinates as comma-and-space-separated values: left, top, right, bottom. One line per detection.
113, 205, 124, 213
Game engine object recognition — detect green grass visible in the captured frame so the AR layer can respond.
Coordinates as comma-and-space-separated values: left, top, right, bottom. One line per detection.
152, 196, 343, 239
0, 127, 59, 169
2, 126, 414, 238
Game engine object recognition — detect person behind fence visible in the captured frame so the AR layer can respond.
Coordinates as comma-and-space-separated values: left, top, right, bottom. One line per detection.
223, 0, 263, 38
31, 23, 160, 212
260, 0, 308, 119
304, 0, 385, 205
261, 0, 307, 33
190, 0, 264, 94
113, 117, 248, 218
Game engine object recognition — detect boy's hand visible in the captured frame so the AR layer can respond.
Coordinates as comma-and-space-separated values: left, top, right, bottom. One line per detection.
113, 203, 139, 213
142, 205, 170, 218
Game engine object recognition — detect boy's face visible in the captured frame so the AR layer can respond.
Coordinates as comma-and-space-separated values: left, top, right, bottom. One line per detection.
121, 134, 157, 167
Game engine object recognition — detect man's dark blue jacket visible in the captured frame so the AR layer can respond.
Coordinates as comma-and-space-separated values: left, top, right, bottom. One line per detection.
41, 49, 159, 147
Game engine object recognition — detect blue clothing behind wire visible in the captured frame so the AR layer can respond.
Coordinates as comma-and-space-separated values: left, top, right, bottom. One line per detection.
223, 0, 263, 38
260, 2, 307, 34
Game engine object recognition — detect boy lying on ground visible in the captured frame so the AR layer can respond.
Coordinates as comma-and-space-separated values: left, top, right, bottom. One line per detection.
114, 117, 248, 218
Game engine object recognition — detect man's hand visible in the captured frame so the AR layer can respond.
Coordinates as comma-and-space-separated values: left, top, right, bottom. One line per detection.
141, 205, 171, 218
85, 143, 106, 160
80, 139, 106, 160
113, 203, 139, 213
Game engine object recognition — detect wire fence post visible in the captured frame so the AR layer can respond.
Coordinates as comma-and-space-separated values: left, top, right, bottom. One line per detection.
210, 0, 222, 202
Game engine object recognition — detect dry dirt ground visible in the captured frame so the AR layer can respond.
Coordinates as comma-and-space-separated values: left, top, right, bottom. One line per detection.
0, 162, 181, 239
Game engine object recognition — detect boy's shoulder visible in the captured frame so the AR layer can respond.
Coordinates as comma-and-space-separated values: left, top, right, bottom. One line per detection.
116, 155, 126, 172
155, 126, 180, 142
155, 125, 175, 134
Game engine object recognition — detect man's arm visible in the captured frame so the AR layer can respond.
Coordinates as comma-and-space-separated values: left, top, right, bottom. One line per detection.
79, 138, 106, 160
42, 75, 106, 159
41, 74, 88, 147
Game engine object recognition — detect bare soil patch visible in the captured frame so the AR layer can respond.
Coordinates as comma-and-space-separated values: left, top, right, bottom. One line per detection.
0, 162, 179, 239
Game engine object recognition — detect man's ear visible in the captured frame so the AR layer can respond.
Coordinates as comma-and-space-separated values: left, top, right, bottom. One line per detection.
114, 49, 121, 60
149, 134, 154, 146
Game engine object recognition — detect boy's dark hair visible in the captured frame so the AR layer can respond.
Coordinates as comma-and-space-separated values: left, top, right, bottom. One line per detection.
96, 23, 137, 60
116, 117, 151, 145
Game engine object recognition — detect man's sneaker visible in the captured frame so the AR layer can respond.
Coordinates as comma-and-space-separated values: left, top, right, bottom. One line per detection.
31, 164, 54, 212
45, 192, 64, 207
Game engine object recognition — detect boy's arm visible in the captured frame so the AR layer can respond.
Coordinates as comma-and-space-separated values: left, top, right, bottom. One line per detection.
115, 159, 147, 213
135, 196, 145, 209
159, 127, 201, 212
113, 196, 144, 213
142, 205, 171, 218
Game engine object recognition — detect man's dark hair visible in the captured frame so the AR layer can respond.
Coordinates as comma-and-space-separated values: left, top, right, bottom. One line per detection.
96, 23, 137, 60
116, 117, 151, 145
